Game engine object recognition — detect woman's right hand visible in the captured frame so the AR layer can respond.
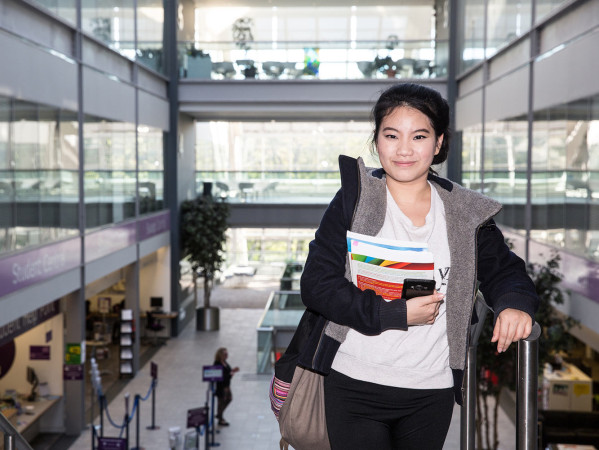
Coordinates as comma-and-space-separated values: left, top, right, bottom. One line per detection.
406, 291, 444, 326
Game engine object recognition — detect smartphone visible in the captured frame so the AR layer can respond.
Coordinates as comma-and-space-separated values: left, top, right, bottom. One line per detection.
401, 278, 436, 300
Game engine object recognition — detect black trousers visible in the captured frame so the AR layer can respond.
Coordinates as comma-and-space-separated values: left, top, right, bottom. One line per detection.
324, 369, 454, 450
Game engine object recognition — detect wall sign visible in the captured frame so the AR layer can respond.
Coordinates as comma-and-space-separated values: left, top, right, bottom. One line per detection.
63, 364, 84, 380
0, 300, 60, 347
65, 343, 83, 365
30, 345, 50, 360
202, 365, 223, 382
0, 239, 79, 298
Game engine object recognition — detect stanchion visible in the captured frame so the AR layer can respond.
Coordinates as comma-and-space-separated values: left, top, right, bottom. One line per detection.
209, 382, 220, 447
100, 395, 105, 438
124, 393, 130, 449
131, 394, 143, 450
205, 403, 210, 450
147, 362, 160, 430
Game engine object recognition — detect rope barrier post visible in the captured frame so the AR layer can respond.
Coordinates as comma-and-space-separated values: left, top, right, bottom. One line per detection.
90, 386, 95, 450
147, 362, 160, 430
100, 395, 105, 438
131, 394, 142, 450
205, 404, 210, 450
210, 383, 218, 446
124, 393, 130, 449
516, 322, 542, 450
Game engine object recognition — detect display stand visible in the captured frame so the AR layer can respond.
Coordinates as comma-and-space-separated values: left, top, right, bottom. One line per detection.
119, 309, 134, 378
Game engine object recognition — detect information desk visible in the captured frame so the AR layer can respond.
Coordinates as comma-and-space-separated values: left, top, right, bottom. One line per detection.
0, 395, 61, 446
141, 311, 179, 340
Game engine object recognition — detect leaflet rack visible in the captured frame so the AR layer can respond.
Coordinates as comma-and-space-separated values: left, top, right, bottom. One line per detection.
119, 309, 134, 377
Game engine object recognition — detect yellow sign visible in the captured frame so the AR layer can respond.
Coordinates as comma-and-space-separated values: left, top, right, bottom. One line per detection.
65, 343, 82, 365
573, 383, 591, 397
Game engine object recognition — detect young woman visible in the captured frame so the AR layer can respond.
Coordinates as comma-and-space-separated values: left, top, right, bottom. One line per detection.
213, 347, 239, 426
272, 83, 539, 450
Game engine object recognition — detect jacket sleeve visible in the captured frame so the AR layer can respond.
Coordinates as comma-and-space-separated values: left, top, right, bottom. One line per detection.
300, 189, 407, 335
476, 220, 539, 323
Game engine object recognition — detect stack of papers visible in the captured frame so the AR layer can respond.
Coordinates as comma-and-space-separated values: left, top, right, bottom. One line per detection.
347, 231, 434, 301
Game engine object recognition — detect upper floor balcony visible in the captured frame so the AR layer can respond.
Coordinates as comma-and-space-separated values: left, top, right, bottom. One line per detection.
176, 39, 448, 81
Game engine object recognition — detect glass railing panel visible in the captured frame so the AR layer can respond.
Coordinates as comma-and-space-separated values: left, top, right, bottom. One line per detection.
196, 171, 341, 204
179, 40, 448, 81
256, 290, 305, 373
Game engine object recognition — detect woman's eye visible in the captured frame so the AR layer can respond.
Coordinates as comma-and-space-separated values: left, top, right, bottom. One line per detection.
414, 135, 427, 140
385, 134, 397, 139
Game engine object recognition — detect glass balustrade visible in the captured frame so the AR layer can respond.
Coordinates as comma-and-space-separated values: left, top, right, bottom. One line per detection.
196, 170, 341, 204
256, 290, 305, 374
178, 40, 448, 81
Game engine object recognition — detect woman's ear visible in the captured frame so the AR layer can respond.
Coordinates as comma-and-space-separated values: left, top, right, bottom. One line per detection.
435, 134, 444, 155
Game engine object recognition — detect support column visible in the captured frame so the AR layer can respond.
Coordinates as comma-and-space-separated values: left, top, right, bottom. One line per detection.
64, 290, 86, 435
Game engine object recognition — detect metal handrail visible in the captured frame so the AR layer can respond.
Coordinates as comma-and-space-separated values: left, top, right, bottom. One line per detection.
517, 321, 542, 450
461, 293, 541, 449
0, 408, 34, 450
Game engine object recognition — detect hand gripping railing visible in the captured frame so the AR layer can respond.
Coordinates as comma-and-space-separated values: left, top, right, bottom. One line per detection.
461, 293, 542, 450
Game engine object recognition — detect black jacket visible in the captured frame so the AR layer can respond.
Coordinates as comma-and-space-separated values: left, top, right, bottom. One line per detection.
275, 156, 538, 404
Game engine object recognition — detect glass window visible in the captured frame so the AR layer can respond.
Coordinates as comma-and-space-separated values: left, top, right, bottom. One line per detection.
483, 118, 528, 232
588, 95, 599, 259
486, 0, 532, 58
58, 110, 80, 236
13, 101, 42, 249
458, 0, 485, 73
0, 98, 12, 252
535, 0, 569, 23
195, 120, 376, 203
461, 124, 483, 190
136, 0, 165, 72
30, 0, 77, 24
84, 117, 136, 229
81, 1, 137, 61
138, 126, 164, 214
184, 4, 444, 81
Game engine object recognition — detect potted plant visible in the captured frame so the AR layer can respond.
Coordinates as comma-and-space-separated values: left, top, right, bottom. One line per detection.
186, 45, 212, 79
475, 250, 578, 449
374, 55, 396, 78
181, 182, 230, 331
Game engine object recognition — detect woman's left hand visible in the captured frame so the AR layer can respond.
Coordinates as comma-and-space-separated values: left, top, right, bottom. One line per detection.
491, 308, 532, 353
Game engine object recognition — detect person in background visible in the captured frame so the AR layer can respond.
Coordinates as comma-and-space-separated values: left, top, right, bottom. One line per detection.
213, 347, 239, 426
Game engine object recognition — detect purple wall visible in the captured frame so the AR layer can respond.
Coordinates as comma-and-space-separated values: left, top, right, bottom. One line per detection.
0, 211, 171, 299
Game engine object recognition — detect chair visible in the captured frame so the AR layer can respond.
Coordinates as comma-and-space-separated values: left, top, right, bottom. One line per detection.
212, 62, 236, 79
262, 61, 285, 78
145, 311, 166, 346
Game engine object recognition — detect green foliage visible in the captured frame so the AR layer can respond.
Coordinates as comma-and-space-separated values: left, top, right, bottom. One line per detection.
527, 252, 579, 367
180, 189, 229, 308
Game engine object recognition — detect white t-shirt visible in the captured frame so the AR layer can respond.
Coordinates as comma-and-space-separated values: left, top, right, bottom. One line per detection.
331, 183, 453, 389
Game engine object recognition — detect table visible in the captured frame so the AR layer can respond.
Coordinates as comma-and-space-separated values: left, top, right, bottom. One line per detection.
0, 396, 61, 447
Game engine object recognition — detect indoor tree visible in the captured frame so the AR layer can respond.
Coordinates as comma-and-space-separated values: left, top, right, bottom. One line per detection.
180, 183, 230, 330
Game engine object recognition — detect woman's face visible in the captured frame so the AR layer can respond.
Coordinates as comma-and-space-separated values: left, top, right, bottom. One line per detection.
376, 106, 443, 189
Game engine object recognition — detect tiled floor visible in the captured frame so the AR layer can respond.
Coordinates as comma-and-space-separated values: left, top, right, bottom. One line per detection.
66, 273, 517, 450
